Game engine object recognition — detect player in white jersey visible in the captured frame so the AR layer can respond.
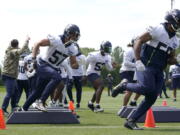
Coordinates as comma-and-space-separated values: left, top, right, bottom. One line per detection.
87, 41, 116, 112
66, 43, 86, 108
15, 54, 30, 107
20, 24, 80, 112
117, 39, 141, 116
169, 53, 180, 101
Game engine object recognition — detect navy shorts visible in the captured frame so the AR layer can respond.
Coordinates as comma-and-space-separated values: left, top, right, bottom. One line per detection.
120, 71, 135, 83
171, 78, 180, 89
87, 73, 100, 83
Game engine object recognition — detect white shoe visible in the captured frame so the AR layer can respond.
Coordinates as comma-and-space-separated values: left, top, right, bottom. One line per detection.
35, 100, 47, 112
94, 105, 104, 113
32, 102, 37, 108
49, 100, 56, 107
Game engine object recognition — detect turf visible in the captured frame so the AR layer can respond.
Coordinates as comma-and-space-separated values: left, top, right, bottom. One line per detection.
0, 86, 180, 135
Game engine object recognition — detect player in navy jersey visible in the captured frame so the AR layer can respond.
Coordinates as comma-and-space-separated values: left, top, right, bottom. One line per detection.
112, 9, 180, 130
20, 24, 80, 112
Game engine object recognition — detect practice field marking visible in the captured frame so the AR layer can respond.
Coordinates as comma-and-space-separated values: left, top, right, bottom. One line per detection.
8, 125, 180, 129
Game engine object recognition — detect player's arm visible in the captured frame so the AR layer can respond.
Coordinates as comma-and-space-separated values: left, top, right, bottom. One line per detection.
167, 50, 177, 65
134, 32, 152, 60
69, 56, 79, 69
32, 39, 50, 59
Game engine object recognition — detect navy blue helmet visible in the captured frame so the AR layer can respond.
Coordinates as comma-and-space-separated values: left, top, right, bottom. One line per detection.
63, 24, 80, 41
100, 41, 112, 54
165, 9, 180, 31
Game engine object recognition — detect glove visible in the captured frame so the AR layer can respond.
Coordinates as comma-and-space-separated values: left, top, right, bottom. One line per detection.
135, 60, 145, 71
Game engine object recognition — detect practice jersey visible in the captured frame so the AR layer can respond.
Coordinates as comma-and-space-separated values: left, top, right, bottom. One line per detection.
17, 59, 28, 80
86, 51, 113, 75
69, 54, 86, 76
141, 24, 179, 69
120, 47, 136, 73
58, 59, 72, 79
24, 54, 41, 78
40, 35, 78, 69
169, 64, 180, 78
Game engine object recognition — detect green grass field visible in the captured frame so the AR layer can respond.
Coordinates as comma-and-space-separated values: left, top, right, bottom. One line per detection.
0, 86, 180, 135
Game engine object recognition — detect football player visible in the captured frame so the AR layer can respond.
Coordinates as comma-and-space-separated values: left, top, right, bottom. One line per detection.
112, 9, 180, 130
66, 43, 86, 108
86, 41, 116, 112
15, 54, 30, 107
21, 24, 80, 112
169, 53, 180, 101
117, 39, 141, 116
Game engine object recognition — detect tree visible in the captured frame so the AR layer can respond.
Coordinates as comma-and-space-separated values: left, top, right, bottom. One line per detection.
111, 46, 124, 64
80, 47, 96, 56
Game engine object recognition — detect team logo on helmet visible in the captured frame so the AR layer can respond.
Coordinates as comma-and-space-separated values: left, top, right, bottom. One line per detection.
100, 41, 112, 54
165, 9, 180, 31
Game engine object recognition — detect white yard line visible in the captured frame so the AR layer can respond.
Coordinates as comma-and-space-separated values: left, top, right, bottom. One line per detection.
8, 125, 180, 129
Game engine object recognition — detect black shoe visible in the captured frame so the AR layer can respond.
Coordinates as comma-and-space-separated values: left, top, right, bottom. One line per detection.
129, 101, 137, 106
124, 120, 143, 130
17, 107, 25, 112
112, 79, 128, 97
94, 105, 104, 113
87, 101, 94, 111
165, 96, 170, 98
76, 103, 80, 109
173, 98, 177, 102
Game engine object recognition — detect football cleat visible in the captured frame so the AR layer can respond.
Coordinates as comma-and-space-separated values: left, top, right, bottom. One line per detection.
76, 103, 80, 109
112, 79, 128, 97
129, 101, 137, 106
124, 119, 143, 130
34, 100, 47, 112
94, 105, 104, 113
87, 101, 94, 111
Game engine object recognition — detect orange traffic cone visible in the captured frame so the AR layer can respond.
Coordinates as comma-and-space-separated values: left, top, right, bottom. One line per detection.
0, 109, 6, 130
162, 100, 167, 106
144, 108, 156, 128
68, 101, 75, 112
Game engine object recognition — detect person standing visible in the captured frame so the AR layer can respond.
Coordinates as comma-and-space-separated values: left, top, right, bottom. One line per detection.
106, 74, 113, 96
112, 9, 180, 130
66, 43, 86, 108
168, 54, 180, 101
1, 37, 30, 115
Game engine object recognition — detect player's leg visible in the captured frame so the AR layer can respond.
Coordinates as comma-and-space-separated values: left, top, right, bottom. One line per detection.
37, 66, 62, 111
74, 76, 83, 108
91, 77, 104, 112
1, 75, 17, 115
129, 93, 141, 106
124, 68, 163, 130
66, 78, 74, 102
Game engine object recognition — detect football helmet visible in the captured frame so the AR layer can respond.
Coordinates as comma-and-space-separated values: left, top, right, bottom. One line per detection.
165, 9, 180, 31
63, 24, 80, 41
100, 41, 112, 54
